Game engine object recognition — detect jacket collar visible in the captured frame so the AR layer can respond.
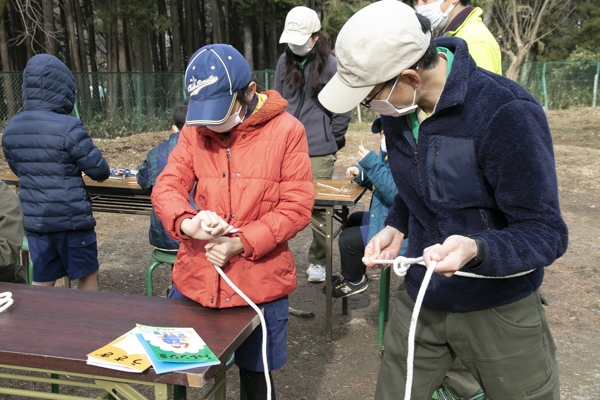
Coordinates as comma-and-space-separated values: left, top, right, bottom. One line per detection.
431, 37, 475, 114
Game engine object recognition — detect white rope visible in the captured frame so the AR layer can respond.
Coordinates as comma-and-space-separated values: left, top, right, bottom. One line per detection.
213, 265, 271, 400
0, 292, 13, 314
201, 221, 271, 400
363, 255, 535, 400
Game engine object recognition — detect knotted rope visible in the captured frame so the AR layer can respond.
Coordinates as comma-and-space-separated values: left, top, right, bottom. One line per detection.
364, 255, 534, 400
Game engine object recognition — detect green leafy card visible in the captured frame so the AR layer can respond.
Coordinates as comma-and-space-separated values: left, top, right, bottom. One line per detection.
135, 324, 220, 364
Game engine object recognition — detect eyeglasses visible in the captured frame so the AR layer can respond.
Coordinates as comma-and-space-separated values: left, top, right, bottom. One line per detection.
361, 66, 420, 109
360, 83, 389, 109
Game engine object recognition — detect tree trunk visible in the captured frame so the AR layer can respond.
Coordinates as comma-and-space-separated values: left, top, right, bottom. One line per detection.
211, 0, 221, 43
222, 0, 229, 44
243, 15, 253, 69
157, 0, 167, 71
142, 31, 154, 115
184, 0, 194, 55
267, 6, 278, 70
62, 0, 81, 71
73, 0, 88, 71
169, 0, 182, 70
198, 0, 206, 48
59, 0, 72, 69
117, 11, 130, 115
43, 0, 56, 55
506, 46, 531, 81
0, 17, 17, 116
106, 2, 118, 117
190, 0, 200, 52
84, 0, 97, 72
257, 7, 264, 70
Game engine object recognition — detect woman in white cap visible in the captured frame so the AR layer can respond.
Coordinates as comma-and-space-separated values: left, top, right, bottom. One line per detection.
275, 6, 352, 284
152, 44, 314, 400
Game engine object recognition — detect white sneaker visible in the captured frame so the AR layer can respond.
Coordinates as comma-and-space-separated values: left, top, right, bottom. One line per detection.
307, 263, 326, 282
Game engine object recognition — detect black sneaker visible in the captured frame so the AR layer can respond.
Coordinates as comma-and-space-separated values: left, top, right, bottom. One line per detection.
323, 275, 369, 298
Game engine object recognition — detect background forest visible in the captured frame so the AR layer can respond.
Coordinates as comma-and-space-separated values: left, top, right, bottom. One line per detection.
0, 0, 598, 137
1, 0, 599, 77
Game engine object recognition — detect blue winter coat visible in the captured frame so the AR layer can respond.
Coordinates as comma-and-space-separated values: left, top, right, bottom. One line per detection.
352, 150, 393, 235
353, 147, 408, 255
383, 37, 568, 312
2, 54, 110, 234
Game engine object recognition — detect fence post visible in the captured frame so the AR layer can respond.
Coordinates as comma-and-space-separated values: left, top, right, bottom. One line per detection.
182, 73, 187, 99
541, 62, 548, 110
73, 102, 80, 120
356, 105, 362, 124
136, 72, 142, 133
264, 70, 269, 90
593, 61, 599, 108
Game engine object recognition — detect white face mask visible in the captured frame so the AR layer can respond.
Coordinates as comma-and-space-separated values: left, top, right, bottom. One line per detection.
368, 76, 418, 117
288, 39, 314, 57
415, 0, 456, 32
207, 103, 245, 133
380, 138, 387, 153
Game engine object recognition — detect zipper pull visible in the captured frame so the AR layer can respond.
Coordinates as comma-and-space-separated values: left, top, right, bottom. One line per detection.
226, 147, 231, 158
413, 152, 418, 164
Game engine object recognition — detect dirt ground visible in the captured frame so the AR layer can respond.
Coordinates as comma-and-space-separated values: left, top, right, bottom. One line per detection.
1, 107, 599, 399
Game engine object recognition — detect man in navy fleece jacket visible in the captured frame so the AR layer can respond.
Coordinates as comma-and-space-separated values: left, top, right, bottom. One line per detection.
318, 2, 568, 399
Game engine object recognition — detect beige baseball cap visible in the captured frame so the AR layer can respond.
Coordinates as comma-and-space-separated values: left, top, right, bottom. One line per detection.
318, 0, 431, 114
279, 6, 321, 46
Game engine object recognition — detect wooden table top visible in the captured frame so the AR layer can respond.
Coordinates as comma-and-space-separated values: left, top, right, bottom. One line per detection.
313, 179, 367, 206
2, 174, 367, 207
0, 282, 260, 388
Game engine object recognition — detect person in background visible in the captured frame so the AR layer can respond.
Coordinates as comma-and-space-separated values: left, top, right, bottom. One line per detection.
137, 99, 190, 251
0, 180, 26, 284
415, 0, 501, 74
275, 6, 352, 283
318, 2, 567, 398
151, 44, 313, 400
326, 117, 407, 298
2, 54, 110, 291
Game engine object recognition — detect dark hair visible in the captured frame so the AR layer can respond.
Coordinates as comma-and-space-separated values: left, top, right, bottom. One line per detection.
460, 0, 471, 5
235, 73, 262, 108
281, 31, 333, 96
413, 13, 440, 71
172, 99, 189, 130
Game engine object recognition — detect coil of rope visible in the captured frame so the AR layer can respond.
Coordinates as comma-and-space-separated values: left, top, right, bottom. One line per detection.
364, 255, 534, 400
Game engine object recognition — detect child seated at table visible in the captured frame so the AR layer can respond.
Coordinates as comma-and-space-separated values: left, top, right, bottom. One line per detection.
2, 54, 110, 291
137, 99, 193, 251
325, 117, 407, 298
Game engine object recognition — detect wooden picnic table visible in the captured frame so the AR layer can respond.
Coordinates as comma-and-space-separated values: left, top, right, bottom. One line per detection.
0, 281, 260, 399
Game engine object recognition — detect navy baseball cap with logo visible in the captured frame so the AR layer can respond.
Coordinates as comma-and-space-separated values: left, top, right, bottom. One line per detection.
185, 44, 252, 126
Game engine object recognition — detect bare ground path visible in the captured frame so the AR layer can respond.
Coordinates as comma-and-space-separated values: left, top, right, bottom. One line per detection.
0, 108, 599, 399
